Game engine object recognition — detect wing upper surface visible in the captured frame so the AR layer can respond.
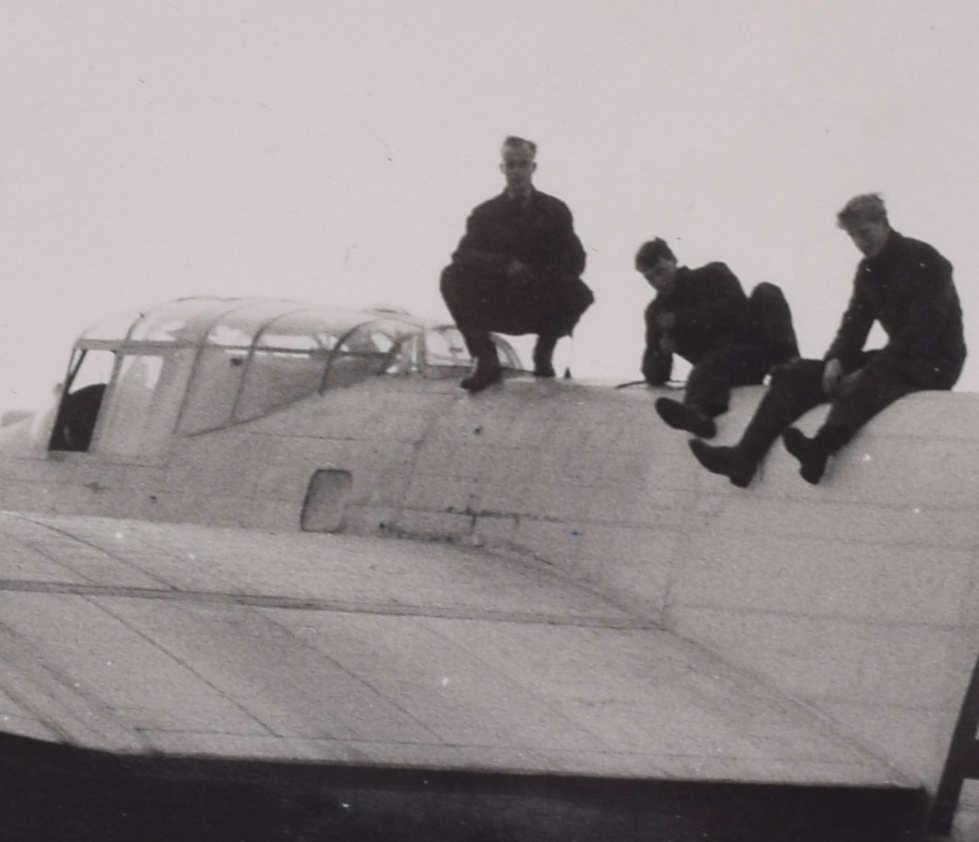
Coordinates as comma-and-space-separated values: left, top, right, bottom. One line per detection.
0, 511, 905, 786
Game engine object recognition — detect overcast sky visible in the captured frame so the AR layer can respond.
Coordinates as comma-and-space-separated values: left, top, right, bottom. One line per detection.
2, 0, 977, 410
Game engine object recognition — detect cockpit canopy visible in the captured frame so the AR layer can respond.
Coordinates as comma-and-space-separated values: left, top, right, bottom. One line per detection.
51, 297, 522, 458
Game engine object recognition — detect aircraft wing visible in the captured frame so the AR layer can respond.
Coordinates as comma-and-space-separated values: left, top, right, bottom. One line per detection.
0, 510, 904, 788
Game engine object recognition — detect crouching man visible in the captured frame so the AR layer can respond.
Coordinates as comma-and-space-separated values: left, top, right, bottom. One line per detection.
440, 136, 594, 391
689, 193, 966, 486
637, 237, 798, 438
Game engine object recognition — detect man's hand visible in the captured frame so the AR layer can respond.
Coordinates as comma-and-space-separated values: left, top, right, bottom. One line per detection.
822, 358, 844, 396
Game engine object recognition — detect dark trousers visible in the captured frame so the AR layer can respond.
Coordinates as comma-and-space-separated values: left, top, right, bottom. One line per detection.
736, 351, 963, 465
684, 282, 799, 417
440, 264, 594, 363
685, 343, 779, 417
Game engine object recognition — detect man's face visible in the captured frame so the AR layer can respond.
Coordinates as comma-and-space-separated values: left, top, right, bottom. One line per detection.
845, 220, 890, 258
500, 145, 536, 193
640, 258, 678, 294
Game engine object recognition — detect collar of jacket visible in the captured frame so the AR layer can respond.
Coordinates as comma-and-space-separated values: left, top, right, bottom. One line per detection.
656, 266, 691, 300
502, 186, 535, 203
862, 229, 903, 271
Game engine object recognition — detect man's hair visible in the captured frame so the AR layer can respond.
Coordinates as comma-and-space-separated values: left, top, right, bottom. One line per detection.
502, 135, 537, 157
837, 193, 889, 229
635, 237, 676, 270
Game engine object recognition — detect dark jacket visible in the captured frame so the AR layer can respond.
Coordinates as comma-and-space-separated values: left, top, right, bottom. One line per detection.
825, 230, 966, 387
642, 263, 750, 384
442, 188, 592, 338
450, 189, 586, 280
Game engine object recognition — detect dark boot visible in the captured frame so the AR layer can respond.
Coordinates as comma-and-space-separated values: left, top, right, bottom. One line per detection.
460, 352, 502, 392
460, 334, 502, 392
689, 439, 755, 488
784, 423, 852, 484
781, 427, 828, 484
532, 333, 558, 378
655, 397, 717, 439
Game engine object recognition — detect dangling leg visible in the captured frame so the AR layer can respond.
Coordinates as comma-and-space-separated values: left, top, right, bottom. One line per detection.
782, 357, 913, 484
654, 350, 730, 439
689, 359, 825, 486
656, 345, 770, 440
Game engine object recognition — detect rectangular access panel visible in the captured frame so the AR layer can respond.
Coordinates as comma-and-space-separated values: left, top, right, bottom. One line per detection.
301, 469, 353, 533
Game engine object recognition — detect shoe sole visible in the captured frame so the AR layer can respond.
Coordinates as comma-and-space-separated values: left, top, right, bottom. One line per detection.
657, 400, 716, 438
460, 374, 503, 392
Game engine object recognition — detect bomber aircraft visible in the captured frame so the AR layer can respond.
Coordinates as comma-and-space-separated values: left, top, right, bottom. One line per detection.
0, 296, 976, 840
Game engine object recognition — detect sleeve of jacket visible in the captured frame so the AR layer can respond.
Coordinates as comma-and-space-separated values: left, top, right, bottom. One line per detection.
642, 302, 672, 384
547, 200, 586, 276
673, 263, 746, 337
824, 270, 875, 365
886, 251, 958, 358
450, 205, 512, 275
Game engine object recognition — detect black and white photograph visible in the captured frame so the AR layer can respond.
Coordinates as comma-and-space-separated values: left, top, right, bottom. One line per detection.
1, 2, 977, 839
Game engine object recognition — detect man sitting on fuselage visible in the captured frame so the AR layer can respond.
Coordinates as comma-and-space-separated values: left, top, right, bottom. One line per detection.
637, 237, 798, 438
688, 193, 967, 486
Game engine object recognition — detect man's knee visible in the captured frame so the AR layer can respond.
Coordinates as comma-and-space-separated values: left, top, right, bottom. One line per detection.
439, 264, 461, 298
440, 264, 486, 325
560, 276, 595, 323
750, 282, 799, 360
544, 279, 593, 337
750, 282, 792, 320
749, 282, 781, 304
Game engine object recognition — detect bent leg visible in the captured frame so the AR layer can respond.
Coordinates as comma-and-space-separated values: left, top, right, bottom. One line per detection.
686, 344, 772, 417
654, 349, 735, 438
439, 264, 473, 328
781, 354, 914, 483
441, 265, 488, 355
748, 282, 799, 363
531, 272, 593, 380
685, 353, 735, 418
536, 272, 595, 339
440, 265, 502, 390
818, 356, 916, 451
659, 347, 765, 439
688, 358, 826, 486
532, 332, 559, 377
737, 358, 826, 462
